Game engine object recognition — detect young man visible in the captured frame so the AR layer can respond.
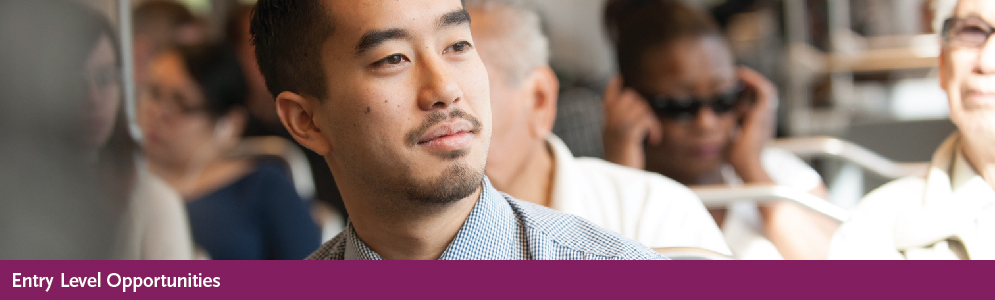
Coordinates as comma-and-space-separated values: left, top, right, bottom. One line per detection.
830, 0, 995, 259
467, 0, 730, 255
250, 0, 663, 260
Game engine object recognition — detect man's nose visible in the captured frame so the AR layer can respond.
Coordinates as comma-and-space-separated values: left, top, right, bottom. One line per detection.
417, 54, 463, 111
977, 37, 995, 74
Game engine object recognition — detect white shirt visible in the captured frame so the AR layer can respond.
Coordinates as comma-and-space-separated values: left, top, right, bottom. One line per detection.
829, 134, 995, 259
116, 165, 194, 260
546, 135, 731, 255
719, 148, 823, 260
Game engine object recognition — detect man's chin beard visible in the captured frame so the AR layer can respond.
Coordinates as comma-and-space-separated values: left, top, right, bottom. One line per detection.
404, 160, 484, 206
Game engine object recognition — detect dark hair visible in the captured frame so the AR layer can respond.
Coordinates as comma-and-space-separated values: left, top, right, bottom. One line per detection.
134, 0, 195, 36
249, 0, 335, 100
172, 44, 248, 119
604, 0, 723, 87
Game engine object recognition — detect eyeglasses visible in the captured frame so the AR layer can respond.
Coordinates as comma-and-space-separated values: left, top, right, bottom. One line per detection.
143, 86, 208, 117
942, 17, 995, 48
637, 84, 747, 121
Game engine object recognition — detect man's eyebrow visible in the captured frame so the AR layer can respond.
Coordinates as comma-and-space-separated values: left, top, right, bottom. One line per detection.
438, 9, 471, 29
355, 28, 410, 55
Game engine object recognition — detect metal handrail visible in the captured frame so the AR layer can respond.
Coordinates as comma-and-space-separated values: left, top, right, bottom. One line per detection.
771, 136, 929, 179
118, 0, 142, 142
692, 184, 850, 223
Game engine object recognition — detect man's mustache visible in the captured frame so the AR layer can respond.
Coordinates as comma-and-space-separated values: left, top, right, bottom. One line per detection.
405, 109, 483, 146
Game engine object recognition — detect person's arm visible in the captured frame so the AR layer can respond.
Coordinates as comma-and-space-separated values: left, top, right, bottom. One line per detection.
727, 67, 838, 260
602, 76, 663, 169
760, 184, 840, 260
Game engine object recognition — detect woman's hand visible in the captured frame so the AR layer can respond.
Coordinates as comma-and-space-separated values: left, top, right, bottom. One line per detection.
602, 76, 663, 169
725, 67, 778, 182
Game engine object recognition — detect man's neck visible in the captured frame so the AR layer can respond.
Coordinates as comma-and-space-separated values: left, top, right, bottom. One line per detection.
961, 137, 995, 191
343, 183, 483, 260
491, 141, 555, 207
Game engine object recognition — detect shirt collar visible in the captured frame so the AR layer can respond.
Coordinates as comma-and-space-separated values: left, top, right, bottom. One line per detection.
342, 223, 382, 260
952, 148, 995, 200
341, 176, 522, 260
546, 134, 581, 211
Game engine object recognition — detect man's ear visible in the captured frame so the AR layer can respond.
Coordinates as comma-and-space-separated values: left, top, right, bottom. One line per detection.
275, 91, 332, 155
528, 66, 560, 138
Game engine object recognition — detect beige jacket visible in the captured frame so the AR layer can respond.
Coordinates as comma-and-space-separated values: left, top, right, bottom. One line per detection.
829, 133, 995, 259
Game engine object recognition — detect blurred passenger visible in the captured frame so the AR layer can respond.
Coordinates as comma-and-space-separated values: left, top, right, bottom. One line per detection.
467, 0, 729, 255
0, 0, 192, 259
133, 0, 205, 87
138, 43, 320, 260
225, 4, 348, 224
78, 3, 195, 260
602, 0, 839, 259
830, 0, 995, 260
251, 0, 662, 260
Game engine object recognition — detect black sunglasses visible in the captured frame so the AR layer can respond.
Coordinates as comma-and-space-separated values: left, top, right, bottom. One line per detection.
637, 84, 747, 121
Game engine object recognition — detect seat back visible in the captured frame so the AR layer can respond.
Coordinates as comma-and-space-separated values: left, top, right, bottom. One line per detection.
232, 136, 316, 200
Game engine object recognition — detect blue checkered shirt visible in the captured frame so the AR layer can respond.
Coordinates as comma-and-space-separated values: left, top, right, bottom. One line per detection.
306, 177, 666, 260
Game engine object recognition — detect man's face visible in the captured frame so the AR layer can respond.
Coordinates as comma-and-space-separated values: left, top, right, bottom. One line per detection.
941, 0, 995, 141
469, 7, 537, 184
316, 0, 491, 204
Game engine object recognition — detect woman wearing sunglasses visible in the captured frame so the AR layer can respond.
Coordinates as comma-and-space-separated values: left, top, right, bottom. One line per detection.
602, 0, 839, 259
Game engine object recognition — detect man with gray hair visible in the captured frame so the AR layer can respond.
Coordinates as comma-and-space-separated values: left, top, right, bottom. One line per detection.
467, 0, 731, 255
830, 0, 995, 259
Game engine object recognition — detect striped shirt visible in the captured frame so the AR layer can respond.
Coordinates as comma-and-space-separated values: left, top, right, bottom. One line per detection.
307, 177, 666, 260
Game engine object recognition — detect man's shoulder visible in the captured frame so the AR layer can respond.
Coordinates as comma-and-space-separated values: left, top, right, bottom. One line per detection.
305, 231, 347, 260
571, 157, 700, 203
503, 195, 665, 260
571, 158, 729, 254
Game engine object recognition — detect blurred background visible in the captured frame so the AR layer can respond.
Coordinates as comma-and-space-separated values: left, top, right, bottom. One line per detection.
0, 0, 960, 259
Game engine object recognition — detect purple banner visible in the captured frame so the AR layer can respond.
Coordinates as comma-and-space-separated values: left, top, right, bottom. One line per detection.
1, 260, 990, 299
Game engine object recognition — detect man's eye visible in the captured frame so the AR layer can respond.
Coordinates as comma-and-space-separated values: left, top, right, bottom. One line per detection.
956, 25, 990, 44
445, 41, 473, 54
373, 54, 409, 67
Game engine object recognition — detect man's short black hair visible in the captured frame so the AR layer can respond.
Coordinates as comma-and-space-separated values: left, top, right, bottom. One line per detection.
250, 0, 335, 100
249, 0, 467, 101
